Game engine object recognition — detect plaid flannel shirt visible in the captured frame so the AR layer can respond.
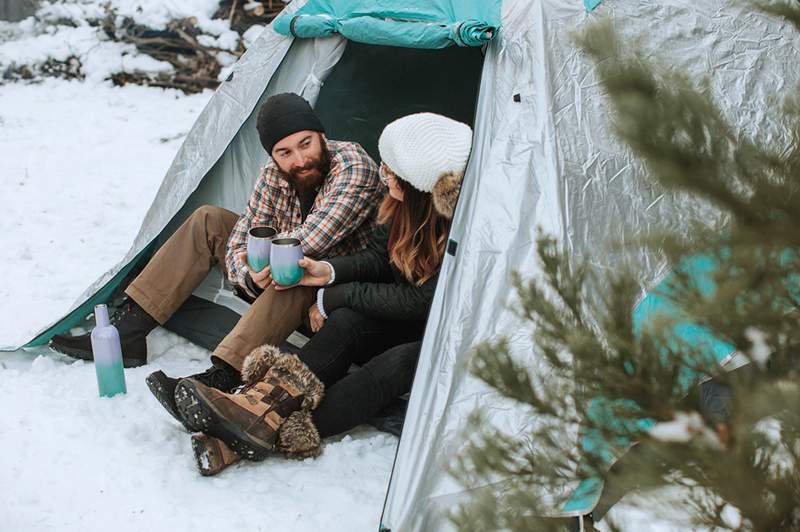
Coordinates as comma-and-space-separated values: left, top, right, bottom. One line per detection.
226, 140, 383, 295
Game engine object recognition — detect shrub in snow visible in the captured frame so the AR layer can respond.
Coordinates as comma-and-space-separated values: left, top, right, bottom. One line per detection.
0, 0, 284, 92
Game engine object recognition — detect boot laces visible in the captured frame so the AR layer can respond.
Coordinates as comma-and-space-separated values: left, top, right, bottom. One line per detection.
110, 302, 135, 324
200, 365, 240, 392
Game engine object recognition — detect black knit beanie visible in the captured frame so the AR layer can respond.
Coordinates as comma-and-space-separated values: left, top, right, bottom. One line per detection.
256, 93, 325, 156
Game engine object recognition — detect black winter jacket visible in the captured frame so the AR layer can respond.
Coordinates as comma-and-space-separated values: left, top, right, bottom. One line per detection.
321, 224, 440, 321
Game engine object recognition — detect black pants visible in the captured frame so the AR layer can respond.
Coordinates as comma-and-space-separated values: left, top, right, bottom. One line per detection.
296, 308, 425, 438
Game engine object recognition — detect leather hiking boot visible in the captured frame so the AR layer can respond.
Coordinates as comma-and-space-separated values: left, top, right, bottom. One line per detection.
191, 433, 241, 476
49, 299, 157, 368
147, 359, 242, 432
173, 377, 300, 460
174, 346, 324, 460
175, 345, 325, 460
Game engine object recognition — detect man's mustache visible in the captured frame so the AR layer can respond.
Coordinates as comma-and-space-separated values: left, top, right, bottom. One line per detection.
289, 155, 328, 179
293, 163, 316, 173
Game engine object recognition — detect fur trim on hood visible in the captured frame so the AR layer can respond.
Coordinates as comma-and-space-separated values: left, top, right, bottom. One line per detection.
432, 171, 463, 219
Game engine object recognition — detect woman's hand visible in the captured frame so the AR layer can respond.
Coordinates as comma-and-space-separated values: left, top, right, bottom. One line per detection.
273, 256, 332, 291
308, 303, 326, 332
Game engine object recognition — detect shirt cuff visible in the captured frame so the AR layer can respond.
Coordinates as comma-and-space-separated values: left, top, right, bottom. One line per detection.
316, 288, 328, 319
244, 271, 265, 298
320, 261, 335, 286
237, 264, 257, 299
236, 261, 249, 285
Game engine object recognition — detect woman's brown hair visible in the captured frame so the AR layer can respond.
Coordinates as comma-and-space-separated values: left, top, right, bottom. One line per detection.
377, 177, 452, 286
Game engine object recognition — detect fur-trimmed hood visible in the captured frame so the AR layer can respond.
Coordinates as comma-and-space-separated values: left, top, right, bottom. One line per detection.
432, 170, 463, 219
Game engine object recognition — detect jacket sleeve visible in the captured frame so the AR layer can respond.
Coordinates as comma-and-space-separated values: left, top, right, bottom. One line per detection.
326, 224, 393, 284
321, 273, 439, 322
225, 167, 278, 295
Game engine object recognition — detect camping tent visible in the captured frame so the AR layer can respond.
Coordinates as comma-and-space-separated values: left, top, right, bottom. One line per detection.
8, 0, 799, 529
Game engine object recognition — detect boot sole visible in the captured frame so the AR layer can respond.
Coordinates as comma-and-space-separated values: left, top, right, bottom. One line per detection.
174, 379, 270, 461
191, 435, 226, 476
49, 340, 147, 369
145, 371, 197, 432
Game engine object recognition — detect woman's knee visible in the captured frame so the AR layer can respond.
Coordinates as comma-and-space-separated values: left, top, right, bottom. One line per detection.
362, 342, 421, 394
323, 308, 368, 334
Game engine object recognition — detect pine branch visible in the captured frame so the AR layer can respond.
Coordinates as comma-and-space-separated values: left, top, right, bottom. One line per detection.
451, 6, 800, 530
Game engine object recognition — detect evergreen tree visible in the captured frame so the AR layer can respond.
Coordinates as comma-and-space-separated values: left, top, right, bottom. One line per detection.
451, 5, 800, 531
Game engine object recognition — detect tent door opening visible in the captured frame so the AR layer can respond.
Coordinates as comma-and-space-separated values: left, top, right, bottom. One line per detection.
164, 40, 484, 353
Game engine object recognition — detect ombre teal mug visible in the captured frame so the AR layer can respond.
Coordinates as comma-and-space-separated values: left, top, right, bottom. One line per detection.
247, 225, 277, 273
270, 237, 304, 286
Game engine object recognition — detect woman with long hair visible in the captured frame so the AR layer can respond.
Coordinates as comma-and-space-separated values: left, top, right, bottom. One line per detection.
173, 113, 472, 473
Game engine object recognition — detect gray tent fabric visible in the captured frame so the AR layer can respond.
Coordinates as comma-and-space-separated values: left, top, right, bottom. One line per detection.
3, 0, 348, 348
8, 0, 800, 529
380, 0, 800, 529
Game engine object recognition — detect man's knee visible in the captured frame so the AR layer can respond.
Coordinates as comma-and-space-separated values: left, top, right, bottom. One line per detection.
191, 204, 226, 223
240, 286, 311, 327
241, 286, 281, 314
186, 204, 234, 238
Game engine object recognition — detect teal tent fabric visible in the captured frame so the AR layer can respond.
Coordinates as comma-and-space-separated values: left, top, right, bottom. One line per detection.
273, 0, 502, 49
562, 254, 737, 514
24, 243, 155, 347
584, 0, 603, 12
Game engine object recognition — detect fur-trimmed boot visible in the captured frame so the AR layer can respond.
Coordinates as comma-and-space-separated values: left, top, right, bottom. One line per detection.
174, 345, 324, 460
191, 433, 241, 476
278, 410, 323, 459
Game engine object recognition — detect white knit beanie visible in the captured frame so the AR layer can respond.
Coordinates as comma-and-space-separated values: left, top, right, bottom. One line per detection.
378, 113, 473, 194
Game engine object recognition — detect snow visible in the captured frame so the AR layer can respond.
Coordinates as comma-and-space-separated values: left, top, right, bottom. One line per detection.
0, 3, 398, 525
0, 78, 209, 348
647, 411, 723, 449
597, 486, 714, 532
744, 327, 772, 367
0, 76, 396, 530
242, 25, 267, 48
0, 24, 176, 83
0, 0, 248, 83
0, 334, 395, 531
0, 3, 737, 530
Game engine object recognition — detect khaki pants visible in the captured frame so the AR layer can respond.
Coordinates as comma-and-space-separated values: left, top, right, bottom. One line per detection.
125, 205, 315, 371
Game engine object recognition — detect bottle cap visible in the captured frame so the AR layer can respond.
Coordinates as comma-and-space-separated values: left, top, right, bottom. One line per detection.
94, 304, 111, 328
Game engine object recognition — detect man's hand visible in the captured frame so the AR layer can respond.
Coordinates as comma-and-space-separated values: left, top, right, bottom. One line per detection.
309, 303, 326, 332
239, 252, 273, 289
273, 257, 332, 291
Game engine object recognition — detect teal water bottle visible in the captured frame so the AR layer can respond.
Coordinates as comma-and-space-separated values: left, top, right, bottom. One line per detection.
90, 304, 127, 397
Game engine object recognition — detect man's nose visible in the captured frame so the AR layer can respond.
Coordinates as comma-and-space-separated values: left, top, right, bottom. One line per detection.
291, 152, 307, 169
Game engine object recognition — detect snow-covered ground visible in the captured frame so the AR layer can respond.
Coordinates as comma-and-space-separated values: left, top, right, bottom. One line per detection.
0, 4, 396, 524
0, 79, 208, 348
0, 4, 699, 531
0, 78, 397, 531
1, 336, 396, 531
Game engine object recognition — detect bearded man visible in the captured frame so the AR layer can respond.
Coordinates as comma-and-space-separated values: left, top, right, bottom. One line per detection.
50, 93, 383, 415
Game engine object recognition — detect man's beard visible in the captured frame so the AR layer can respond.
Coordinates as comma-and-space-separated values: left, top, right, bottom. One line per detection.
283, 142, 331, 194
